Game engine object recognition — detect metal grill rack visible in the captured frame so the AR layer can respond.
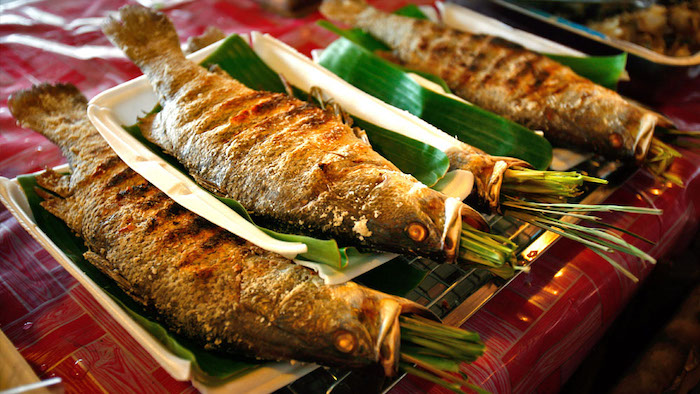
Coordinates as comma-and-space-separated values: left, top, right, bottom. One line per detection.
274, 158, 626, 393
275, 214, 549, 394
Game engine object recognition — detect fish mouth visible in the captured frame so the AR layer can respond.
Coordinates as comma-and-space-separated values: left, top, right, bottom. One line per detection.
375, 297, 435, 376
484, 157, 530, 213
440, 197, 490, 263
633, 113, 657, 163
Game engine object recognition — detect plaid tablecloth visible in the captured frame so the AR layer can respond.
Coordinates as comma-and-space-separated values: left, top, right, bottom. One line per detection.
1, 0, 699, 392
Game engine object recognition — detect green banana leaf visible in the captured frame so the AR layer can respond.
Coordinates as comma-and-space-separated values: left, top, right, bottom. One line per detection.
315, 20, 452, 93
544, 53, 627, 90
203, 34, 450, 187
318, 38, 553, 169
393, 3, 430, 19
317, 7, 628, 89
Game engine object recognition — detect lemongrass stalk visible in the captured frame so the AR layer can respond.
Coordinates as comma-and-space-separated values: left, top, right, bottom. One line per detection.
521, 214, 655, 263
400, 363, 466, 394
401, 316, 482, 341
502, 198, 663, 215
509, 210, 654, 263
589, 248, 639, 283
501, 203, 602, 220
579, 219, 655, 245
401, 354, 472, 387
505, 210, 648, 281
501, 166, 607, 201
645, 138, 683, 186
398, 316, 488, 394
459, 224, 517, 269
506, 211, 614, 252
572, 230, 656, 264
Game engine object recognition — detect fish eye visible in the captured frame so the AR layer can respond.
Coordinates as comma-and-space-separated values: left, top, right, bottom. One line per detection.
406, 222, 428, 242
609, 132, 623, 148
333, 330, 356, 353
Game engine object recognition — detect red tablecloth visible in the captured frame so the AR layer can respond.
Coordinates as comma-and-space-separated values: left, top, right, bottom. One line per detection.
1, 1, 699, 393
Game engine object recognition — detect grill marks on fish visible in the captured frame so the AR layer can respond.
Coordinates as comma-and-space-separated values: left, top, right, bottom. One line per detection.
101, 4, 484, 261
10, 82, 434, 371
321, 0, 660, 162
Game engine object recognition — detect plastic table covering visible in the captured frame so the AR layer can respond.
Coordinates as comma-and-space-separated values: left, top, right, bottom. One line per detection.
1, 0, 699, 393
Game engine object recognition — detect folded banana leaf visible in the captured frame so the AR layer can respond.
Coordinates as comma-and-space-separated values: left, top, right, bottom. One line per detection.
317, 5, 628, 90
318, 38, 553, 169
203, 34, 450, 186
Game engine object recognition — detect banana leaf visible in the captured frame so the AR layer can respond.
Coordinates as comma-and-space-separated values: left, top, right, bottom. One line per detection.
315, 20, 452, 93
318, 12, 627, 89
204, 34, 450, 187
393, 3, 430, 19
318, 38, 553, 169
544, 53, 627, 90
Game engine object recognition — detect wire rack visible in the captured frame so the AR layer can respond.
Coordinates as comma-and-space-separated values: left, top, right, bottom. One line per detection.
274, 157, 627, 393
274, 214, 547, 394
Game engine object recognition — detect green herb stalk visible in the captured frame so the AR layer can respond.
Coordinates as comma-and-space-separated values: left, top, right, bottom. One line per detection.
399, 315, 488, 394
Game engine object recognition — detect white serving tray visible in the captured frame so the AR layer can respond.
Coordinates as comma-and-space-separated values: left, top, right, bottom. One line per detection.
0, 169, 318, 393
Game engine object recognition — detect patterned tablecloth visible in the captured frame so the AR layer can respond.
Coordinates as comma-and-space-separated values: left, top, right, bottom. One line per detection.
1, 0, 699, 393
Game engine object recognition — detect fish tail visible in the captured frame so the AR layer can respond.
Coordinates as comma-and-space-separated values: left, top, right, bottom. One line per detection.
102, 5, 185, 69
320, 0, 369, 25
9, 83, 116, 187
8, 83, 88, 153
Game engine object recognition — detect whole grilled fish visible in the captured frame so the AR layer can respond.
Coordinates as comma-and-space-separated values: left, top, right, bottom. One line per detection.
101, 5, 487, 263
320, 0, 670, 164
8, 83, 432, 375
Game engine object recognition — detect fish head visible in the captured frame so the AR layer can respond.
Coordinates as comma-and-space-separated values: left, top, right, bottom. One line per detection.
326, 282, 434, 375
360, 172, 487, 262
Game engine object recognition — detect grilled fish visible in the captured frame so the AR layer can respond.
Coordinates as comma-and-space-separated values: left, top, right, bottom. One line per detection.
320, 0, 670, 164
101, 5, 487, 263
8, 83, 433, 375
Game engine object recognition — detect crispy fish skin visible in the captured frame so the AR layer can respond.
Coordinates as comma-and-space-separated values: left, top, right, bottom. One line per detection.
320, 0, 664, 164
8, 83, 432, 374
101, 5, 487, 263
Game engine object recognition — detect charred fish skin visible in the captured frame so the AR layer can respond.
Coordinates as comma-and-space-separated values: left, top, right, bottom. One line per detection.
320, 0, 659, 164
102, 5, 487, 263
8, 83, 432, 373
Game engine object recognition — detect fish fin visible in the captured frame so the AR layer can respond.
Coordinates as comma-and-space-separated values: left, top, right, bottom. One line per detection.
8, 83, 87, 147
190, 172, 227, 196
84, 251, 149, 306
102, 5, 184, 68
207, 64, 230, 78
137, 112, 157, 141
185, 26, 226, 55
36, 168, 73, 198
37, 188, 73, 226
319, 0, 369, 25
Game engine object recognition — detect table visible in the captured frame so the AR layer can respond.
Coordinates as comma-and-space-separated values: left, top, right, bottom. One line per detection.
1, 0, 698, 393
